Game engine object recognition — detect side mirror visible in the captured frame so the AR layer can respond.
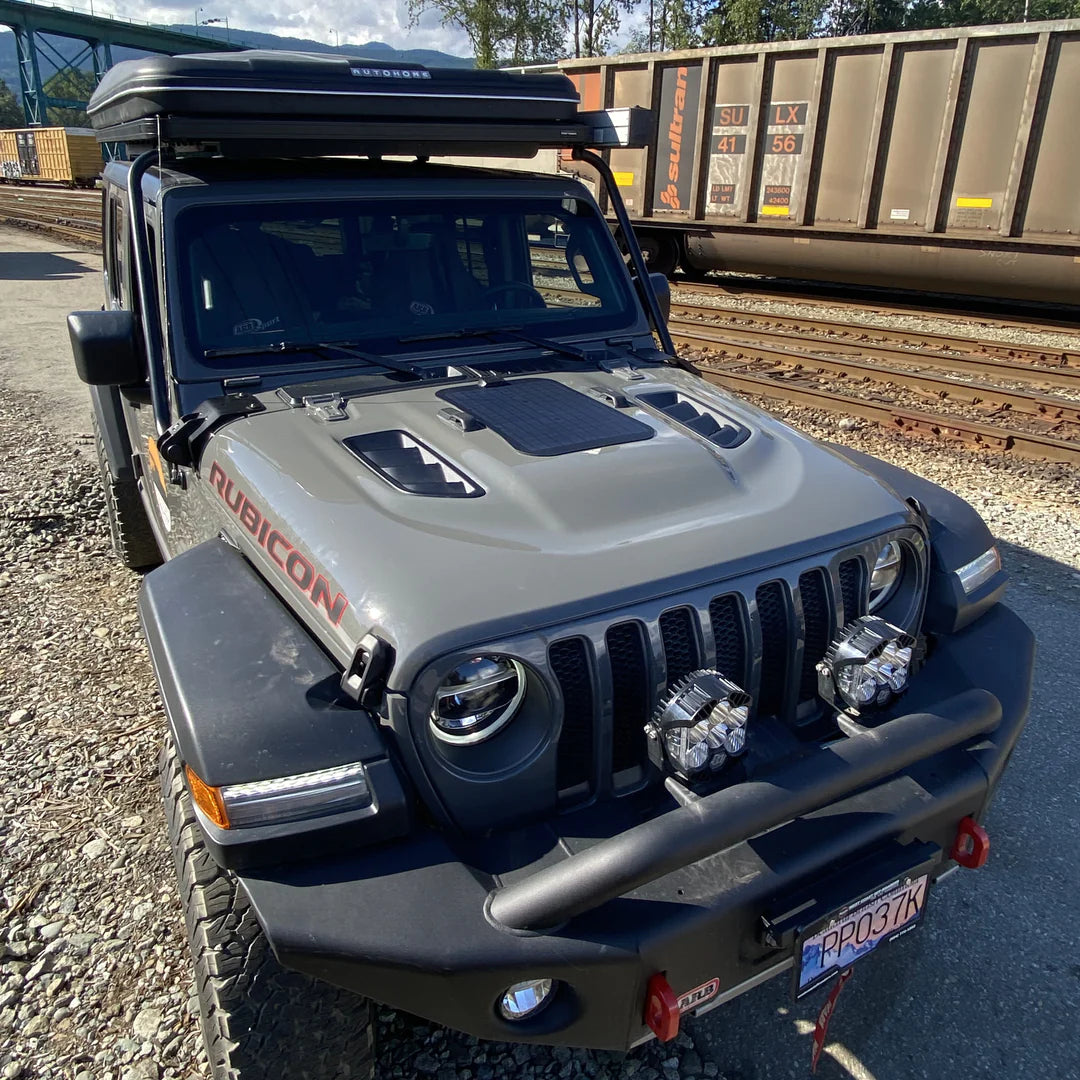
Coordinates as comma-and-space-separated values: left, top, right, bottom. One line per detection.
648, 271, 671, 324
68, 309, 143, 387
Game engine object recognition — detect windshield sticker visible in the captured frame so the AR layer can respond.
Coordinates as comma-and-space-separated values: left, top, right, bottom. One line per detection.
233, 315, 282, 337
208, 462, 349, 626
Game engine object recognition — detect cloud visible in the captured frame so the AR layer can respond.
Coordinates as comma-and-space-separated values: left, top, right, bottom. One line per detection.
36, 0, 474, 54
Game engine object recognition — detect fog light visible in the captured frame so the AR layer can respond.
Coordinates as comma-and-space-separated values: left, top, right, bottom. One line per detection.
646, 670, 750, 783
499, 978, 555, 1021
818, 616, 916, 715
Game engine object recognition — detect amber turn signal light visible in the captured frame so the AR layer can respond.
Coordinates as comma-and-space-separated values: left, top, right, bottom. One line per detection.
185, 765, 230, 829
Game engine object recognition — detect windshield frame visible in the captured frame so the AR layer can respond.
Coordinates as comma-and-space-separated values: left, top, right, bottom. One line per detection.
160, 174, 647, 384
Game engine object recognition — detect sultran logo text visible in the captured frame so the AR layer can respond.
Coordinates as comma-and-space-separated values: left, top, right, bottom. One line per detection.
660, 67, 689, 210
208, 462, 349, 626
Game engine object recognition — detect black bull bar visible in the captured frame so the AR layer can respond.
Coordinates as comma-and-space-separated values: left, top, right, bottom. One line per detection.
487, 688, 1000, 932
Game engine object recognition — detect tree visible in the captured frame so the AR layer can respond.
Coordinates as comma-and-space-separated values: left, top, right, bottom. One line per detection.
700, 0, 825, 44
407, 0, 566, 67
0, 79, 24, 128
505, 0, 568, 63
570, 0, 636, 56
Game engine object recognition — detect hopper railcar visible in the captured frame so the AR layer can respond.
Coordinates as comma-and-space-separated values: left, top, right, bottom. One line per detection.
553, 19, 1080, 304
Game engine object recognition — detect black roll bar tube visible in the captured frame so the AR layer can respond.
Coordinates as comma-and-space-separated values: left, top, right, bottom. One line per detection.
126, 148, 171, 434
574, 147, 677, 358
487, 688, 1001, 932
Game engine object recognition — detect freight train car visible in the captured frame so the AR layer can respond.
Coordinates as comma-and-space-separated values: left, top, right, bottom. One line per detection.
0, 127, 101, 187
555, 19, 1080, 304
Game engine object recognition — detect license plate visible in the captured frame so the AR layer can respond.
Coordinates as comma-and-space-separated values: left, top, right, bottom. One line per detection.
795, 872, 928, 997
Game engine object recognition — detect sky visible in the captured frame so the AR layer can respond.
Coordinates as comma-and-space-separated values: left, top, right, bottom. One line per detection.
4, 0, 477, 55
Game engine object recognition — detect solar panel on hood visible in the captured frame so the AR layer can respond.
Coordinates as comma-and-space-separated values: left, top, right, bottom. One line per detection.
438, 378, 654, 457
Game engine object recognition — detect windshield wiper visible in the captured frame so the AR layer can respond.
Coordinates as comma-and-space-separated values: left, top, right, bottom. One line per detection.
398, 326, 525, 344
398, 326, 595, 365
203, 339, 427, 380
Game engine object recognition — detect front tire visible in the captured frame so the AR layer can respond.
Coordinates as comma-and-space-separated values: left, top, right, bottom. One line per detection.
93, 416, 161, 570
159, 738, 376, 1080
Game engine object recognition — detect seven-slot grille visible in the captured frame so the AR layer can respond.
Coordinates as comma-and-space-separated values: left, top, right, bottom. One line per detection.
550, 556, 867, 805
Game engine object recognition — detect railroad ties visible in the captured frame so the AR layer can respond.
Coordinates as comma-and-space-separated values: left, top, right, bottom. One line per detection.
0, 185, 102, 246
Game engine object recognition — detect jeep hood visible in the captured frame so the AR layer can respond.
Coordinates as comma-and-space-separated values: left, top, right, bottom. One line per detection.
201, 367, 911, 685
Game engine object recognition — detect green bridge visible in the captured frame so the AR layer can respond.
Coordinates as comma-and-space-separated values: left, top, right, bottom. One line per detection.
0, 0, 242, 126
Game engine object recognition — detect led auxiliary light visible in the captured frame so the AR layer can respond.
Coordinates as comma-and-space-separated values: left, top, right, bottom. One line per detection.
646, 669, 750, 783
817, 616, 916, 715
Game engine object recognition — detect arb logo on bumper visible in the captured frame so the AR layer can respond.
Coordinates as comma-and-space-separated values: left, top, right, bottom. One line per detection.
678, 978, 719, 1013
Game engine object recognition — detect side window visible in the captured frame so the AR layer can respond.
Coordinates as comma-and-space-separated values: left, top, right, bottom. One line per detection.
105, 195, 125, 306
527, 214, 602, 309
113, 199, 127, 308
453, 217, 490, 288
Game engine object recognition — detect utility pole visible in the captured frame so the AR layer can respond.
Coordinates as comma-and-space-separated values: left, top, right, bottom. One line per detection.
203, 16, 231, 43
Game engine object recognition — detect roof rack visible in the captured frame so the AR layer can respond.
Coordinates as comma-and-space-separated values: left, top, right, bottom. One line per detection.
88, 51, 653, 157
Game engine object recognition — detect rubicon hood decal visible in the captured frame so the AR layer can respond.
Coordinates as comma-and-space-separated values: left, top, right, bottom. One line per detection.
208, 462, 349, 626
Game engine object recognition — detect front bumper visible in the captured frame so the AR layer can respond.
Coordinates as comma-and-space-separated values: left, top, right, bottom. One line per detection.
240, 603, 1034, 1050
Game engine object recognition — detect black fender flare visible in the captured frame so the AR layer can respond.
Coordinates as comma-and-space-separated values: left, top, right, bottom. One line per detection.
139, 539, 410, 867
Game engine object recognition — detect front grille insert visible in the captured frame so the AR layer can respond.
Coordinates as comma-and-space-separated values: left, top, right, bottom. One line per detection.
659, 607, 700, 686
756, 582, 791, 718
606, 622, 650, 775
798, 569, 832, 702
709, 594, 746, 684
839, 558, 865, 622
550, 637, 594, 801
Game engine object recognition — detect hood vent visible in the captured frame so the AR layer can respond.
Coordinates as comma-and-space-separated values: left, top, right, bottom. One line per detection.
344, 431, 483, 498
633, 389, 750, 449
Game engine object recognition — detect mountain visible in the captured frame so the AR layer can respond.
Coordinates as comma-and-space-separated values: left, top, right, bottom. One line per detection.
0, 25, 471, 107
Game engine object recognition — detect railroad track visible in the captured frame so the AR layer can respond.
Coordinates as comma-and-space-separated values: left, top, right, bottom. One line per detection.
0, 186, 102, 245
671, 276, 1080, 337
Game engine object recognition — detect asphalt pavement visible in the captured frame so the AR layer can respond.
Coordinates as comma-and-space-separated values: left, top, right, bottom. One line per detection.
1, 225, 1077, 1080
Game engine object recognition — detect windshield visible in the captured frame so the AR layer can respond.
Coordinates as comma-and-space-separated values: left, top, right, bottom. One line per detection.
172, 194, 638, 373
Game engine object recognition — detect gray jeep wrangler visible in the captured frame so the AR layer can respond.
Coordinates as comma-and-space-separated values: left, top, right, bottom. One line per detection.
69, 52, 1033, 1080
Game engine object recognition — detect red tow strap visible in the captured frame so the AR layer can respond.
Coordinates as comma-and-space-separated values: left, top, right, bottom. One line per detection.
810, 967, 853, 1073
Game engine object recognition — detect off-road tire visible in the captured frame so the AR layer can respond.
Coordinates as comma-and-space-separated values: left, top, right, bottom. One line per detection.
93, 416, 161, 570
160, 738, 376, 1080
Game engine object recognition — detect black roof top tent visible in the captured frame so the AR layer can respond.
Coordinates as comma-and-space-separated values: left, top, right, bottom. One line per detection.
87, 50, 652, 158
87, 51, 673, 435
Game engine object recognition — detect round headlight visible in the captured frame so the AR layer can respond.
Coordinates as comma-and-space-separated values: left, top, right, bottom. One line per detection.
868, 541, 904, 612
430, 655, 526, 744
